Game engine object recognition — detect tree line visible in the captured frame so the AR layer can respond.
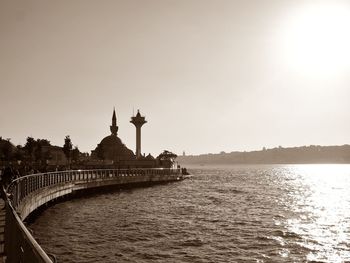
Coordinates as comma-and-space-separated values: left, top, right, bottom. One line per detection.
0, 135, 81, 163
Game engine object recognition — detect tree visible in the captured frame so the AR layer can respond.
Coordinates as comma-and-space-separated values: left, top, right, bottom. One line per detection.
157, 150, 177, 161
63, 135, 73, 163
34, 139, 51, 162
14, 145, 25, 161
0, 138, 13, 161
24, 137, 51, 162
94, 144, 104, 160
71, 146, 80, 162
24, 137, 36, 161
37, 139, 50, 147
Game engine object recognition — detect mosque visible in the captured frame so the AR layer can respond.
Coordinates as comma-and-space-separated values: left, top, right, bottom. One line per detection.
90, 109, 170, 168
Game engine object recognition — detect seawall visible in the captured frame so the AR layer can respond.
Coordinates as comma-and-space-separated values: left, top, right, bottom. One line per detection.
2, 168, 183, 262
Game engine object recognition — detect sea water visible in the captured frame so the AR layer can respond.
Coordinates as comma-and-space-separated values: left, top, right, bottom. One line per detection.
30, 164, 350, 262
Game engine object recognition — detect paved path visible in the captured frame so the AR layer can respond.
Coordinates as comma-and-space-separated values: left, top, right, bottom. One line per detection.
0, 198, 5, 263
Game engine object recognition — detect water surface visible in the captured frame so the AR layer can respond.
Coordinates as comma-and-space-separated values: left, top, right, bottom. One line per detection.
30, 164, 350, 262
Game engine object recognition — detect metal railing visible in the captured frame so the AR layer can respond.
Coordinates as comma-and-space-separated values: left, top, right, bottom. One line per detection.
7, 168, 181, 210
3, 168, 182, 263
3, 194, 55, 263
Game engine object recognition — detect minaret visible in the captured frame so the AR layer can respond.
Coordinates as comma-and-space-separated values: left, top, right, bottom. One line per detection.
110, 108, 119, 136
130, 110, 147, 158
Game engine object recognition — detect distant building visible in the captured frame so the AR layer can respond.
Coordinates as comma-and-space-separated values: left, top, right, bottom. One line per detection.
42, 145, 67, 166
91, 109, 135, 162
90, 109, 175, 168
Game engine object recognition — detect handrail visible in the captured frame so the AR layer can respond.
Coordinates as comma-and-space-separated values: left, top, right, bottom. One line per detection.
3, 168, 182, 262
8, 167, 175, 187
7, 168, 181, 209
2, 185, 54, 263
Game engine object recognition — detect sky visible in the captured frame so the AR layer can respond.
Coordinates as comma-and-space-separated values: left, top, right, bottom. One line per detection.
1, 0, 350, 156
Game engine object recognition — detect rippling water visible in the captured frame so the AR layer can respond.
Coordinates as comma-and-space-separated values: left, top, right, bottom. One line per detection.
30, 164, 350, 262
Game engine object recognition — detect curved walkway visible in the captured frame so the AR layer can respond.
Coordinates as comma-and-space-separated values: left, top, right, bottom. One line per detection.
2, 168, 183, 262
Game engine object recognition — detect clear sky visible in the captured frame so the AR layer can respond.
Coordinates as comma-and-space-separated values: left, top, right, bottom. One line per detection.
1, 0, 350, 156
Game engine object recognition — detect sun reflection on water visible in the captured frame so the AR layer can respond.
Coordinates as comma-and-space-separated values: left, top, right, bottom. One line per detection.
285, 164, 350, 262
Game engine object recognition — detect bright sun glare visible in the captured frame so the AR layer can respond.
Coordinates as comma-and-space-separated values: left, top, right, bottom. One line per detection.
280, 2, 350, 77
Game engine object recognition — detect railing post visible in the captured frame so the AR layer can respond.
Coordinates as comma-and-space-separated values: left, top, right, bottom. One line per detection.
30, 177, 32, 194
35, 176, 38, 192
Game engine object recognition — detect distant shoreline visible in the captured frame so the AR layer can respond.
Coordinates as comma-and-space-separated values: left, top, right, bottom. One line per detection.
177, 145, 350, 165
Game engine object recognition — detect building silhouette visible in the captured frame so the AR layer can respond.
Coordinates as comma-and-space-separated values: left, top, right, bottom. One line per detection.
89, 109, 175, 168
91, 109, 135, 162
130, 110, 147, 159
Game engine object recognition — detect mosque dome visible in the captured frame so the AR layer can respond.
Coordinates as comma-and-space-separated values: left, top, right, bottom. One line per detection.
100, 134, 123, 146
92, 109, 135, 161
95, 135, 134, 161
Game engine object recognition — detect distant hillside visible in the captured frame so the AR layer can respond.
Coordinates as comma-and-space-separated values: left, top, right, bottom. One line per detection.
176, 145, 350, 165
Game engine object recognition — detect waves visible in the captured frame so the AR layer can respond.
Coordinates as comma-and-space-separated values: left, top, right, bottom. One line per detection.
30, 164, 350, 262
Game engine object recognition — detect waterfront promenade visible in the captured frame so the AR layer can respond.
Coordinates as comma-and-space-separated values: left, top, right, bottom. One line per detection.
0, 168, 183, 262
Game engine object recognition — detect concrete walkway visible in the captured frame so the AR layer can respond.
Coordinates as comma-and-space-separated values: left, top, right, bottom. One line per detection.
0, 198, 5, 263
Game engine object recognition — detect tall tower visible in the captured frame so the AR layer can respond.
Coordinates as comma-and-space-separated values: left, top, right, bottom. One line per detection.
130, 110, 147, 158
110, 108, 119, 136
